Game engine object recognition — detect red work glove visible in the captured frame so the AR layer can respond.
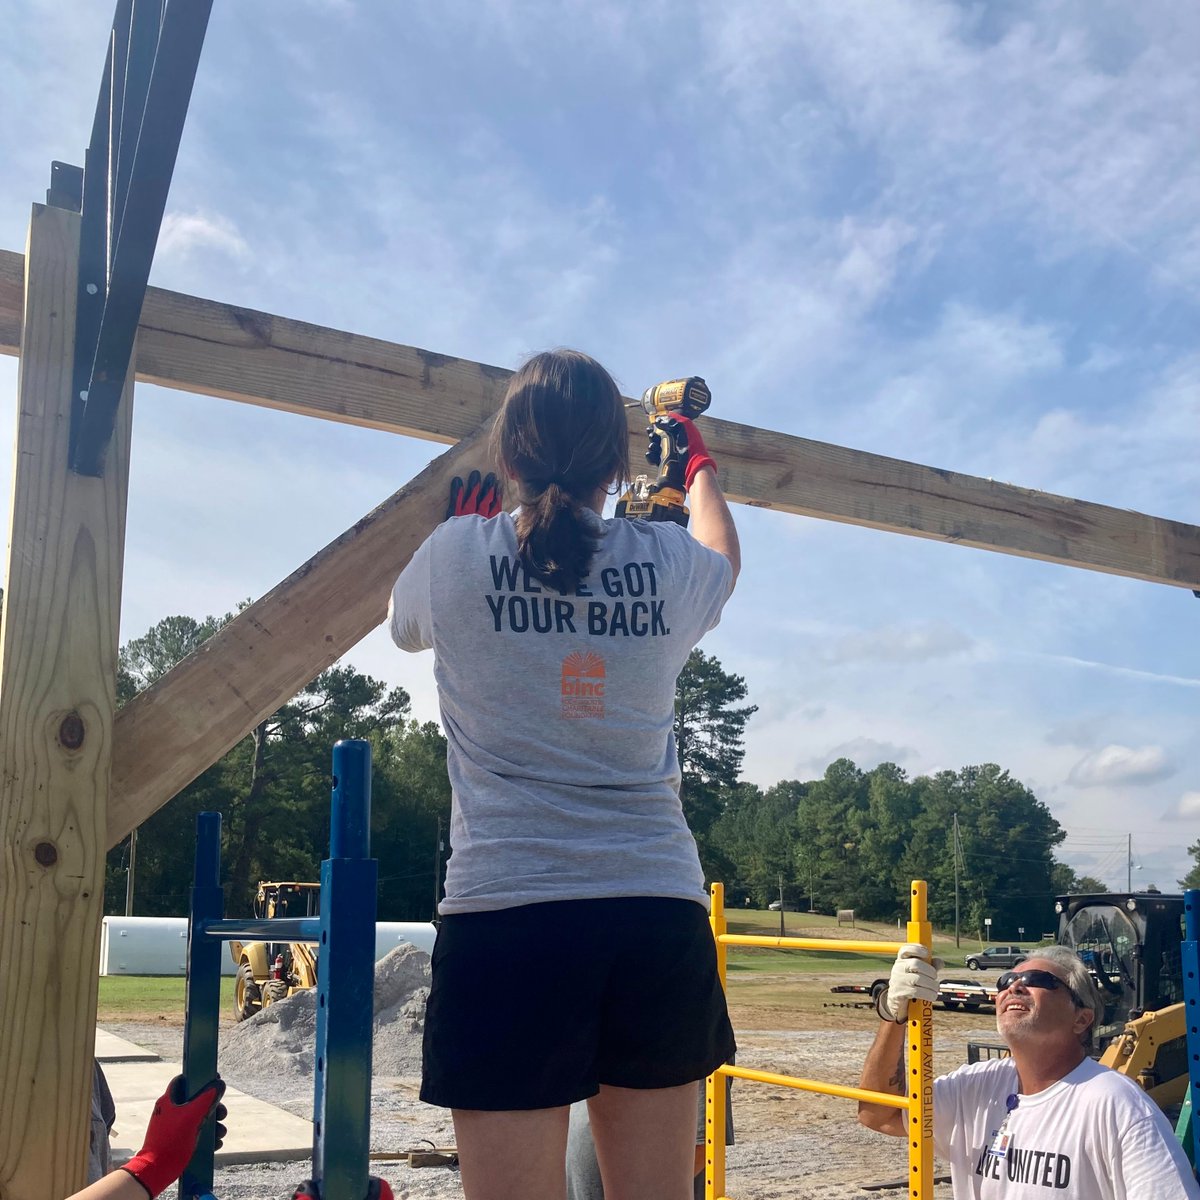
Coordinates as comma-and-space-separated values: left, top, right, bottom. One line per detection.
446, 470, 503, 519
122, 1076, 227, 1199
292, 1178, 394, 1200
667, 415, 717, 491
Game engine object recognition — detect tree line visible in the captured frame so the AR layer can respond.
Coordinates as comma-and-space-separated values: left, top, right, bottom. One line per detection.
110, 612, 1157, 932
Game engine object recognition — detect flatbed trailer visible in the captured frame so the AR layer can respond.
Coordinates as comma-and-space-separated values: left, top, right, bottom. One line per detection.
938, 978, 998, 1011
828, 977, 998, 1011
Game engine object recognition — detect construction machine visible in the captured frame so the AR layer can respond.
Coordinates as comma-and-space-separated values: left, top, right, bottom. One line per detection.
965, 890, 1188, 1113
229, 881, 321, 1021
1056, 889, 1187, 1109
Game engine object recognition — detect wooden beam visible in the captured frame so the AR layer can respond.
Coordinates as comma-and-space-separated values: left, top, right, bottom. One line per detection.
2, 246, 1198, 589
0, 209, 133, 1200
107, 423, 488, 849
0, 249, 20, 356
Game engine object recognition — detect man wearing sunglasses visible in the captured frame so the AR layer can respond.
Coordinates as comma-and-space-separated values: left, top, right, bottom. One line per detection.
856, 943, 1198, 1198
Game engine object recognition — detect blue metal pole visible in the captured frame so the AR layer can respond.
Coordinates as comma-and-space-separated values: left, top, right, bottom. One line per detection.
313, 740, 377, 1200
1183, 889, 1200, 1170
180, 812, 225, 1200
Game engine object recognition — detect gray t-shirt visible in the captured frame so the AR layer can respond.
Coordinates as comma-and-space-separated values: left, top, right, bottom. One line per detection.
389, 509, 733, 915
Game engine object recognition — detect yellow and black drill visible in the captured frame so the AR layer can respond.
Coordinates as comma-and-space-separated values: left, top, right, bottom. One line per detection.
615, 376, 712, 526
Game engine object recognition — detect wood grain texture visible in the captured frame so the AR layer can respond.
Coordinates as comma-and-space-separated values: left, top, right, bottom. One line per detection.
0, 209, 133, 1200
2, 245, 1197, 588
107, 423, 489, 849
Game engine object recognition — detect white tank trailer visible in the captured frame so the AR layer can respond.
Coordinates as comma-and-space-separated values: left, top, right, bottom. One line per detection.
99, 916, 437, 976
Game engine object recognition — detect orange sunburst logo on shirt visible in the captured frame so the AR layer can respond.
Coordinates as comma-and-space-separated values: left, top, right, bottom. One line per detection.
562, 651, 606, 679
561, 651, 606, 719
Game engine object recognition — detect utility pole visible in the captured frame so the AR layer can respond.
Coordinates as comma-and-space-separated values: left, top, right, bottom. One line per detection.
778, 874, 785, 937
124, 826, 138, 916
953, 813, 961, 949
1127, 833, 1132, 892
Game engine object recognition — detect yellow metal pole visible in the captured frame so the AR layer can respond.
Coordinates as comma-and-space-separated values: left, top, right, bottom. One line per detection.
707, 883, 728, 1200
906, 880, 934, 1200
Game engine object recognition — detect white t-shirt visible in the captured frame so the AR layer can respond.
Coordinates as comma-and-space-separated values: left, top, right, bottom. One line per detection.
389, 509, 734, 915
933, 1056, 1199, 1199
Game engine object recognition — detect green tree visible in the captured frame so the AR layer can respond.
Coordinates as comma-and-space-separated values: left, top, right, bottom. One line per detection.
117, 611, 229, 700
853, 763, 921, 918
106, 613, 417, 916
793, 758, 870, 914
373, 720, 453, 920
674, 649, 757, 878
1050, 863, 1109, 896
901, 765, 1065, 938
709, 781, 793, 905
1180, 841, 1200, 890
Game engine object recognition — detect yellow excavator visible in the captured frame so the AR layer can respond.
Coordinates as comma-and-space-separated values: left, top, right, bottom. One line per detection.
229, 881, 320, 1021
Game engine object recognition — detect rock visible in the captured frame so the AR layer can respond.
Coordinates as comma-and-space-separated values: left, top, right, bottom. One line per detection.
219, 944, 431, 1083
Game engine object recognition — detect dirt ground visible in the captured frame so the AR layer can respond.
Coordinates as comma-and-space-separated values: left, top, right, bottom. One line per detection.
105, 969, 997, 1199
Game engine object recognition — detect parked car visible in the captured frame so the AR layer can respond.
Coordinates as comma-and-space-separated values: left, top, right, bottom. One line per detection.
767, 900, 789, 911
964, 944, 1026, 971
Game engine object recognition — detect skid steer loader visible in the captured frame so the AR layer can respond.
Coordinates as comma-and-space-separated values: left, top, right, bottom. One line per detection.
968, 890, 1188, 1113
229, 881, 321, 1021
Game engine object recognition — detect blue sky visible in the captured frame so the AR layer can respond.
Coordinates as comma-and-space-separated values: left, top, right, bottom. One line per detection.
3, 0, 1198, 897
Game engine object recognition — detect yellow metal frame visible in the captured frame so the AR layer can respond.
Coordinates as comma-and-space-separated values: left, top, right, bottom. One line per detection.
705, 880, 935, 1200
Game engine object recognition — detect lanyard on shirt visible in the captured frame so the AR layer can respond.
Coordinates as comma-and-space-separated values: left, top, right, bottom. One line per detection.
986, 1093, 1020, 1161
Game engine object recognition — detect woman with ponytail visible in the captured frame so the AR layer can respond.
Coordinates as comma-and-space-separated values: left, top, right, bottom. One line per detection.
389, 348, 740, 1200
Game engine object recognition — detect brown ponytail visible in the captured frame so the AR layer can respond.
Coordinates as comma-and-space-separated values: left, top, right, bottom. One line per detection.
492, 349, 629, 594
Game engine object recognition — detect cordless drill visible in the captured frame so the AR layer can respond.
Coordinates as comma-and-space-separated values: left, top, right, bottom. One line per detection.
615, 377, 712, 526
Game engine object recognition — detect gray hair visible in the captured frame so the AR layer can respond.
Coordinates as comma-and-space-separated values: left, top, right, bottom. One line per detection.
1018, 945, 1105, 1050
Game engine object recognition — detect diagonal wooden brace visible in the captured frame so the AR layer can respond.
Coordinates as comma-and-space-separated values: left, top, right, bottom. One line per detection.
107, 421, 491, 848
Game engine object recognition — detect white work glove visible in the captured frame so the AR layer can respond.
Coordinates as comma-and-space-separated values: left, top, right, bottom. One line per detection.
875, 943, 943, 1023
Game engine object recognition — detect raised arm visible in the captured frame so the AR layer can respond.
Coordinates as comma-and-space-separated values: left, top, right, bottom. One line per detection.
669, 415, 740, 582
688, 465, 740, 582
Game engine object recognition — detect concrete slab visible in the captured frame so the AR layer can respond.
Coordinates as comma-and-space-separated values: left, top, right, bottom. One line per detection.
101, 1045, 312, 1166
95, 1027, 160, 1063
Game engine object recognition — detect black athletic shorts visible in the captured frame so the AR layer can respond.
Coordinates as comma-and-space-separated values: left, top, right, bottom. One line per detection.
420, 896, 736, 1111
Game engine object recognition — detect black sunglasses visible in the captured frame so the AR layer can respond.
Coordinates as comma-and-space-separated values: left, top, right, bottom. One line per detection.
996, 969, 1083, 1007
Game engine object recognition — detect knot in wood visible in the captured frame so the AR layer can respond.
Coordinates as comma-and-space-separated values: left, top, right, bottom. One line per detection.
58, 711, 85, 750
34, 841, 58, 867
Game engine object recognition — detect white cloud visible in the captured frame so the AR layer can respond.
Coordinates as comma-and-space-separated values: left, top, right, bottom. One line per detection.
158, 212, 250, 264
1067, 744, 1175, 788
825, 621, 974, 666
1030, 653, 1200, 691
701, 0, 1200, 291
1044, 717, 1106, 749
1172, 792, 1200, 819
820, 737, 918, 771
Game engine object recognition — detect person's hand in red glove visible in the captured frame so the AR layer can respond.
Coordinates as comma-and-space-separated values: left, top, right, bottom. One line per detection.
665, 415, 717, 491
121, 1076, 227, 1199
446, 470, 503, 519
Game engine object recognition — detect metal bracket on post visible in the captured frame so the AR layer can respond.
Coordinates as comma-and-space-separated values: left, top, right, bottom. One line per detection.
67, 0, 213, 477
181, 811, 225, 1200
313, 740, 378, 1200
46, 162, 84, 212
1182, 890, 1200, 1170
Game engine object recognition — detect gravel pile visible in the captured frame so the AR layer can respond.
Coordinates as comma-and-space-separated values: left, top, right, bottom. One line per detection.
218, 943, 431, 1092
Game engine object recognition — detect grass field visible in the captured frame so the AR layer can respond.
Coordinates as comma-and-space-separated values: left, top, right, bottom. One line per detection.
724, 908, 1034, 973
95, 909, 1035, 1023
98, 975, 233, 1020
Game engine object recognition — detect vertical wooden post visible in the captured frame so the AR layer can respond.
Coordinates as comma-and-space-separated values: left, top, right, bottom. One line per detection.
0, 204, 132, 1200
